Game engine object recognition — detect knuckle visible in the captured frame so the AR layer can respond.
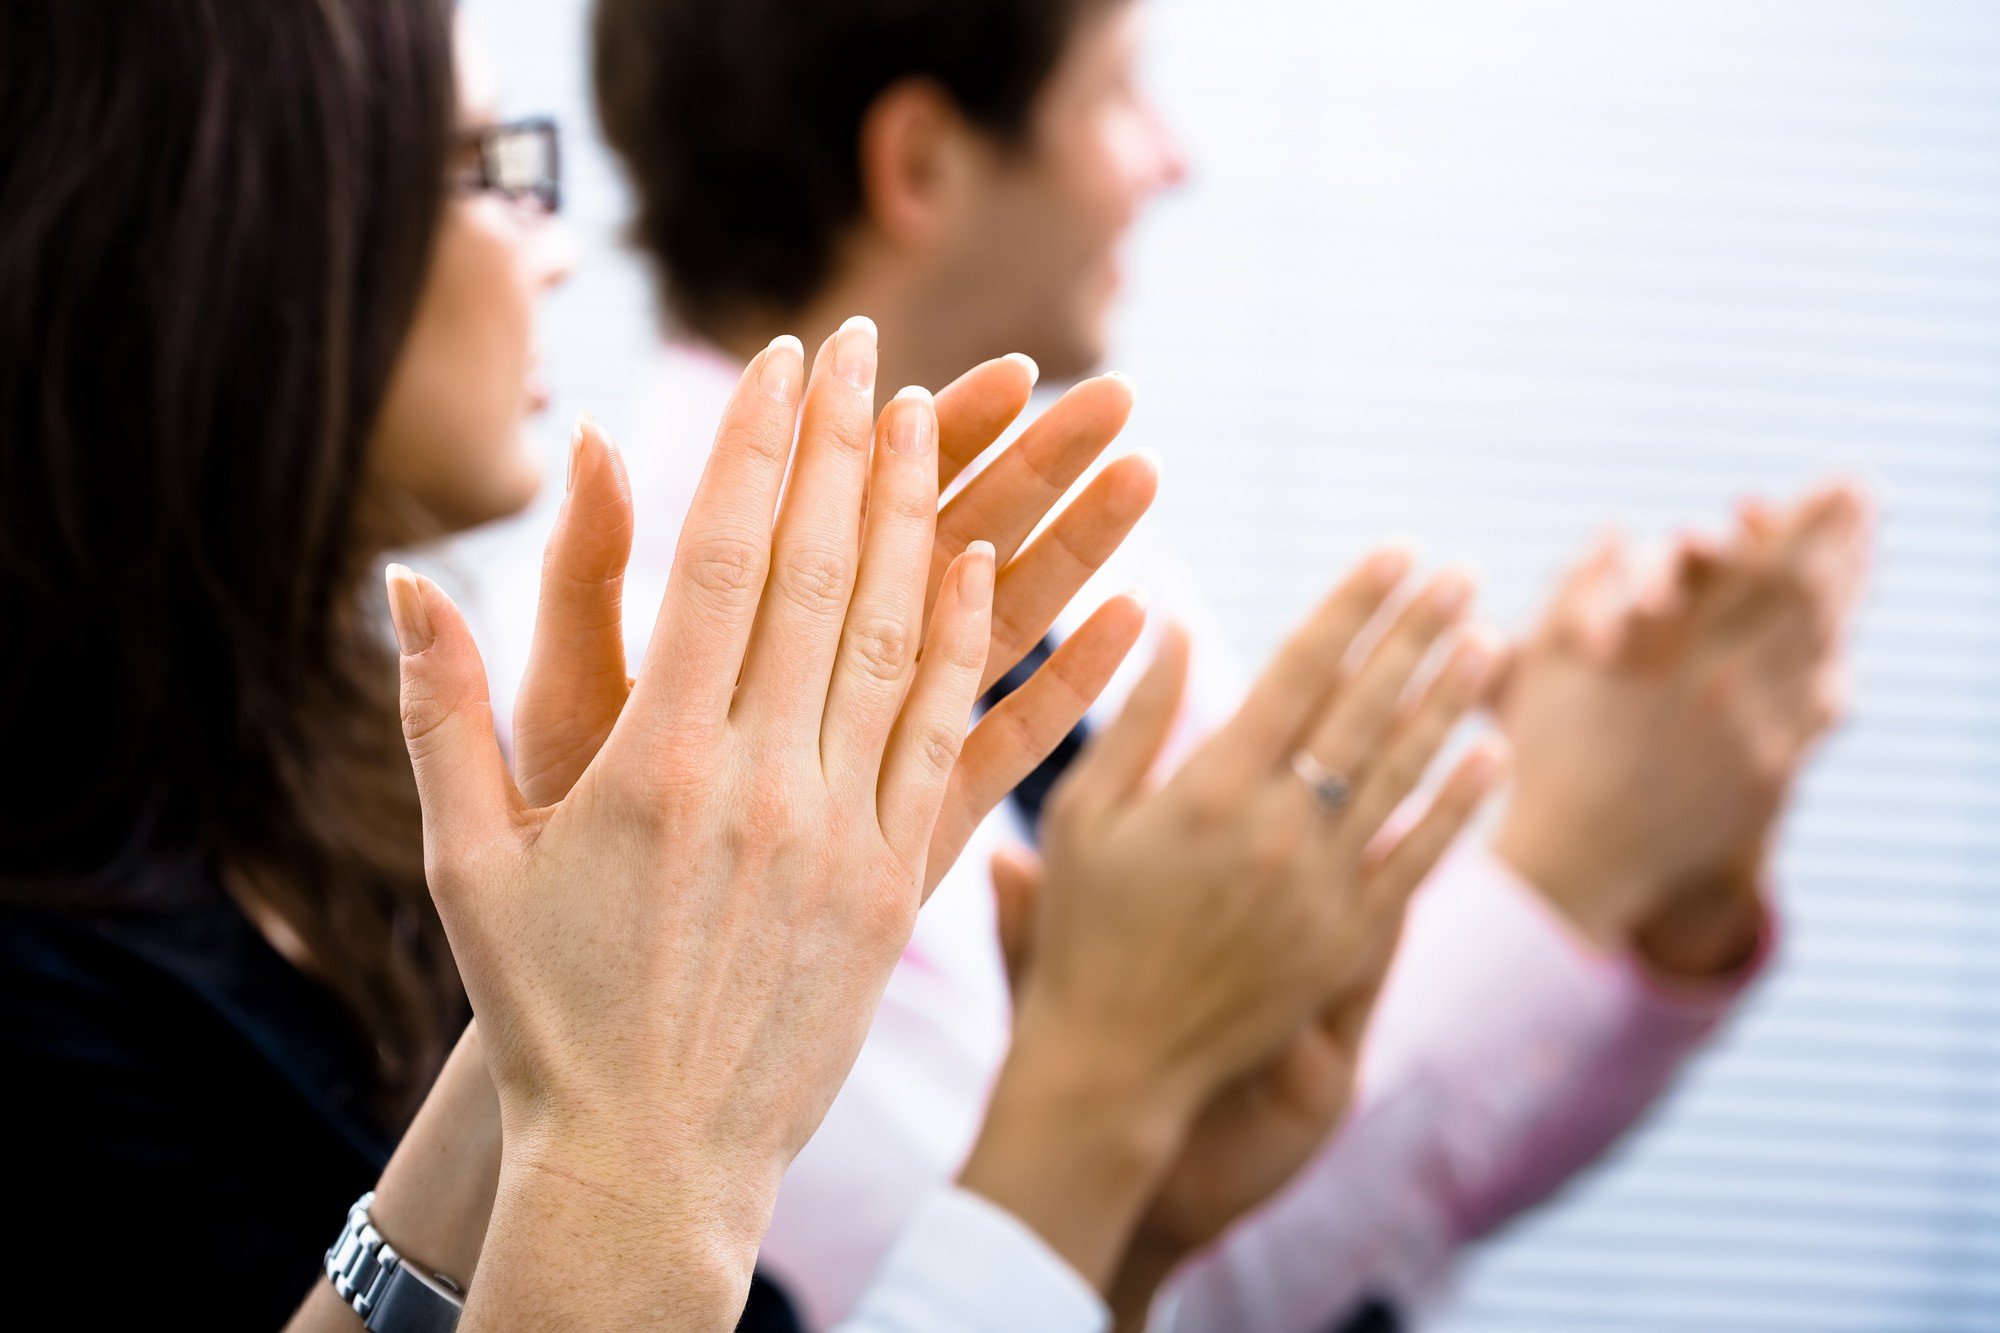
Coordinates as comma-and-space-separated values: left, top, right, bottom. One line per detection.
944, 631, 990, 675
843, 615, 915, 683
398, 684, 452, 747
775, 547, 851, 615
420, 845, 465, 905
680, 536, 767, 603
985, 603, 1036, 669
880, 485, 937, 525
915, 719, 967, 779
715, 417, 789, 465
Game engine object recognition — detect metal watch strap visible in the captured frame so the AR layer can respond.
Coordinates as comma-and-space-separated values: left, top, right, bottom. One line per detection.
325, 1192, 465, 1333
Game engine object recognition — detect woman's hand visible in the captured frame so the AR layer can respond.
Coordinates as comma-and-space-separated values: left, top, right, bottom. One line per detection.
292, 350, 1157, 1331
959, 553, 1507, 1292
510, 354, 1157, 869
386, 320, 1006, 1327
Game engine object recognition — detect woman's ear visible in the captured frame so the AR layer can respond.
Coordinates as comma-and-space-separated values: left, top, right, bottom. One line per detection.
857, 78, 975, 247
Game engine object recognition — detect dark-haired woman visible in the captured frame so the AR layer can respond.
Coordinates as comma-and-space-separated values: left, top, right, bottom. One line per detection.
1, 3, 554, 1317
0, 4, 1151, 1326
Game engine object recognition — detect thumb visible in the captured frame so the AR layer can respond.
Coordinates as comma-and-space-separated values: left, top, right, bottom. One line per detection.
387, 564, 522, 902
989, 843, 1047, 998
513, 414, 638, 806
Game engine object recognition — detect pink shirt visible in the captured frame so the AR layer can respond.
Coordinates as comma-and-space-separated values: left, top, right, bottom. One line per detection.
463, 341, 1763, 1332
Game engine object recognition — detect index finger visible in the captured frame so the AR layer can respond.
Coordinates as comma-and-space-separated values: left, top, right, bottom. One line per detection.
1191, 549, 1415, 784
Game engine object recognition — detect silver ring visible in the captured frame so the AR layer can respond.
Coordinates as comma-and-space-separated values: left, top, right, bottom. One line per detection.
1290, 751, 1353, 813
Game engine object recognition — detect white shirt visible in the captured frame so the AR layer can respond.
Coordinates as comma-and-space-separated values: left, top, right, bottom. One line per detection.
840, 1187, 1106, 1333
458, 341, 1757, 1333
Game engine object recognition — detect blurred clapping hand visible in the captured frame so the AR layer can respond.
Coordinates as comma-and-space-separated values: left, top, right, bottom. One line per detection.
1492, 480, 1876, 979
975, 557, 1509, 1323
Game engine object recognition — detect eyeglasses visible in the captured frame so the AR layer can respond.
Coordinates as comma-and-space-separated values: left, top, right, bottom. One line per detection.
456, 117, 560, 215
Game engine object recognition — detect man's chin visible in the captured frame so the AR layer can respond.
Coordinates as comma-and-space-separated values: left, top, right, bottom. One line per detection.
1032, 316, 1114, 384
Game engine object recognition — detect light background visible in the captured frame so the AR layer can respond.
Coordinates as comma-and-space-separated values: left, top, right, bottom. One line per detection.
471, 1, 2000, 1327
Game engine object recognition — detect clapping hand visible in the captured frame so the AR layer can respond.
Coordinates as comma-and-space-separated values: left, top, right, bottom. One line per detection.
385, 322, 1139, 1327
1493, 480, 1875, 976
966, 554, 1507, 1303
511, 351, 1159, 875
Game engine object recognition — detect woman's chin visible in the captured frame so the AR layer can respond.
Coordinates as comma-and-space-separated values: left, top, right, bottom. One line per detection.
488, 454, 548, 524
439, 450, 547, 537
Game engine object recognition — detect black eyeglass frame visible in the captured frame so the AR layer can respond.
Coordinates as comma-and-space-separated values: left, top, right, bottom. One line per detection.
459, 116, 561, 216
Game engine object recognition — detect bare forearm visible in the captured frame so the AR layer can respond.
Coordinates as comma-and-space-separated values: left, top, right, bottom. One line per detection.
957, 1025, 1183, 1292
1490, 825, 1766, 981
460, 1149, 753, 1331
285, 1026, 502, 1332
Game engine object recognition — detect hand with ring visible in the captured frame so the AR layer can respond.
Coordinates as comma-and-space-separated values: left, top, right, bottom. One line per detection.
960, 549, 1510, 1296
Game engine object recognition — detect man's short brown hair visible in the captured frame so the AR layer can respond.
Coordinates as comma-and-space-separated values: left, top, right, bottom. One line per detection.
594, 0, 1116, 338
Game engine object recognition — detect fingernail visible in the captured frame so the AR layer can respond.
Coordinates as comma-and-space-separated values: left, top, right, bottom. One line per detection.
1004, 352, 1040, 389
1465, 737, 1511, 786
1456, 631, 1498, 683
1429, 570, 1476, 616
888, 386, 935, 456
385, 564, 433, 655
569, 412, 594, 491
761, 334, 804, 401
1125, 587, 1150, 615
1367, 545, 1416, 587
963, 541, 995, 610
834, 315, 877, 391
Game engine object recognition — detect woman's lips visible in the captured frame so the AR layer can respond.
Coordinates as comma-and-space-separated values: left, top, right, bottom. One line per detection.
525, 364, 552, 413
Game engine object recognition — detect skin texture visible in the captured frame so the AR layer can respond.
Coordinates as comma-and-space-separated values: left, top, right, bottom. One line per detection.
285, 349, 1164, 1330
292, 5, 1877, 1323
386, 324, 1010, 1328
958, 555, 1510, 1294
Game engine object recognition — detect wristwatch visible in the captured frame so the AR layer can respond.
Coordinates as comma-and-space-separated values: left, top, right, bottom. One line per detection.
324, 1192, 466, 1332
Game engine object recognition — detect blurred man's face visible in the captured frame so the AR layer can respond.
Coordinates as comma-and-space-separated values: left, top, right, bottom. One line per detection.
935, 1, 1185, 378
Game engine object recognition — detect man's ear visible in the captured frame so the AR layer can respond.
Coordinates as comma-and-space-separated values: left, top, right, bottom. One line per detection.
858, 78, 977, 246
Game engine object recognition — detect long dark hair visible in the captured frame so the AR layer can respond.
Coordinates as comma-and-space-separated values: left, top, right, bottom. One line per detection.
0, 0, 464, 1114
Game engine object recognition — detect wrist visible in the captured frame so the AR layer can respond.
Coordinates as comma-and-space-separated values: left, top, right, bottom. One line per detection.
506, 1103, 789, 1256
1631, 866, 1769, 981
464, 1135, 772, 1332
958, 1019, 1187, 1290
1490, 819, 1640, 951
1107, 1229, 1184, 1333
